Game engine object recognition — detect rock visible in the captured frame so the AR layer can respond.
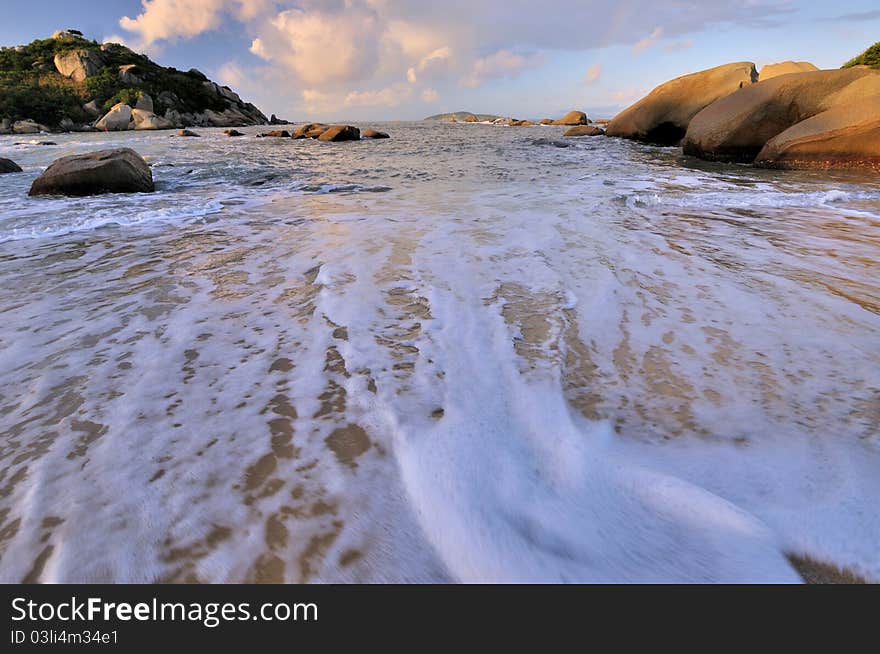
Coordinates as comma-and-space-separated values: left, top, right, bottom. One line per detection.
224, 129, 245, 137
13, 119, 48, 134
317, 125, 360, 142
175, 129, 200, 137
135, 93, 154, 112
0, 158, 23, 174
269, 114, 291, 125
607, 62, 757, 144
118, 64, 142, 85
510, 120, 535, 126
292, 123, 328, 139
28, 148, 154, 196
362, 129, 389, 139
14, 141, 57, 146
100, 42, 126, 54
95, 103, 133, 131
683, 67, 880, 162
157, 91, 181, 110
553, 111, 589, 126
188, 68, 208, 80
593, 119, 611, 125
52, 30, 84, 41
257, 130, 290, 138
754, 95, 880, 170
759, 61, 819, 81
0, 118, 11, 134
539, 118, 553, 125
132, 109, 172, 130
462, 114, 478, 122
564, 125, 604, 137
54, 49, 104, 82
83, 100, 100, 117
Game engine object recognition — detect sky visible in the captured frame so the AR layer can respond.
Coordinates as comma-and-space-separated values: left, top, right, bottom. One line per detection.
2, 1, 879, 121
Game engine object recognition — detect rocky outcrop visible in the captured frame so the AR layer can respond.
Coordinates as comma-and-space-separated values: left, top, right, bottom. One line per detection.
754, 95, 880, 170
28, 148, 154, 196
462, 114, 478, 122
53, 49, 104, 82
540, 118, 553, 125
510, 120, 535, 126
118, 64, 142, 85
224, 129, 244, 137
683, 67, 880, 162
0, 158, 23, 174
564, 126, 604, 137
292, 123, 328, 139
606, 62, 757, 144
95, 103, 133, 131
553, 111, 589, 126
759, 61, 819, 81
135, 93, 153, 112
317, 125, 360, 142
362, 129, 389, 139
257, 130, 290, 138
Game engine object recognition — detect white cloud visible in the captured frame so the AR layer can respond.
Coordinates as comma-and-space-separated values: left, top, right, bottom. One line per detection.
585, 64, 602, 84
421, 87, 439, 103
633, 26, 664, 54
462, 49, 543, 88
344, 83, 413, 107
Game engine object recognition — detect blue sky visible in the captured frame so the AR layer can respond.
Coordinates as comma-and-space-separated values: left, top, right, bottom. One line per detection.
2, 1, 878, 121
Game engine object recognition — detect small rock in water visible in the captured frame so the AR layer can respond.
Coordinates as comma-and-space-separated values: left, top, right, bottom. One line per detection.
257, 130, 290, 138
224, 129, 245, 137
0, 158, 23, 174
564, 126, 604, 137
363, 129, 390, 139
175, 129, 201, 137
28, 148, 154, 197
317, 125, 360, 142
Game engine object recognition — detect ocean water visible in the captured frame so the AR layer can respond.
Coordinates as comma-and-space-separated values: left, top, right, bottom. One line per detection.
0, 122, 878, 583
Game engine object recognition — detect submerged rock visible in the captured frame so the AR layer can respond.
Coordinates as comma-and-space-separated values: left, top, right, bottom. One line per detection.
174, 129, 200, 137
683, 67, 880, 162
28, 148, 154, 196
552, 111, 589, 126
317, 125, 360, 142
564, 125, 604, 137
0, 158, 23, 174
257, 130, 290, 138
606, 62, 757, 144
754, 95, 880, 170
362, 129, 390, 139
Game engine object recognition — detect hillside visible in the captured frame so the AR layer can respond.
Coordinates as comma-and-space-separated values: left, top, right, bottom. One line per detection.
843, 41, 880, 69
424, 112, 502, 122
0, 30, 268, 132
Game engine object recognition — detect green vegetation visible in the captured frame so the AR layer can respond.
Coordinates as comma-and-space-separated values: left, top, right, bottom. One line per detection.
842, 41, 880, 69
0, 35, 227, 126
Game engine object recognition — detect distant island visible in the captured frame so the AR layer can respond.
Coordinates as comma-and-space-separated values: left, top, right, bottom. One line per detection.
0, 30, 271, 134
424, 112, 503, 122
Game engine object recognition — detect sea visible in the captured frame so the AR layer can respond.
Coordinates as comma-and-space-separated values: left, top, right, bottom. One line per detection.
0, 122, 878, 582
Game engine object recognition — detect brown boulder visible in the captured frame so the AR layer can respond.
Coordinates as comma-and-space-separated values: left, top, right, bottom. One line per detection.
292, 123, 328, 139
53, 49, 104, 82
539, 118, 553, 125
462, 114, 478, 122
28, 148, 154, 197
362, 129, 390, 139
606, 62, 757, 144
317, 125, 360, 142
683, 67, 880, 162
224, 129, 245, 137
257, 130, 290, 138
0, 158, 22, 174
758, 61, 819, 81
552, 111, 589, 126
754, 95, 880, 170
175, 129, 200, 137
564, 126, 604, 137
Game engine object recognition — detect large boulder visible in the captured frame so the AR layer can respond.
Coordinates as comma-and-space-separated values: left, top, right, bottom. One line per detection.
553, 111, 588, 126
118, 64, 142, 85
606, 62, 757, 144
135, 93, 154, 112
317, 125, 360, 142
683, 67, 880, 162
53, 49, 104, 82
95, 103, 133, 131
564, 125, 604, 137
28, 148, 154, 196
0, 158, 22, 174
131, 109, 172, 130
13, 119, 48, 134
462, 114, 478, 122
754, 95, 880, 170
0, 118, 11, 134
758, 61, 819, 81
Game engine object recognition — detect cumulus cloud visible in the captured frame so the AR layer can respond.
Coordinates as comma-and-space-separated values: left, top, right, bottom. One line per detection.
462, 49, 543, 88
345, 83, 413, 107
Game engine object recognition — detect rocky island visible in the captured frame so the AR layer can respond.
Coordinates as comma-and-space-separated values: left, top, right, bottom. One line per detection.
0, 29, 268, 134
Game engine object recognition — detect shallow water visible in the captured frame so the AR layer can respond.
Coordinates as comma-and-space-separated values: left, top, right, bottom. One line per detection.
0, 123, 878, 583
